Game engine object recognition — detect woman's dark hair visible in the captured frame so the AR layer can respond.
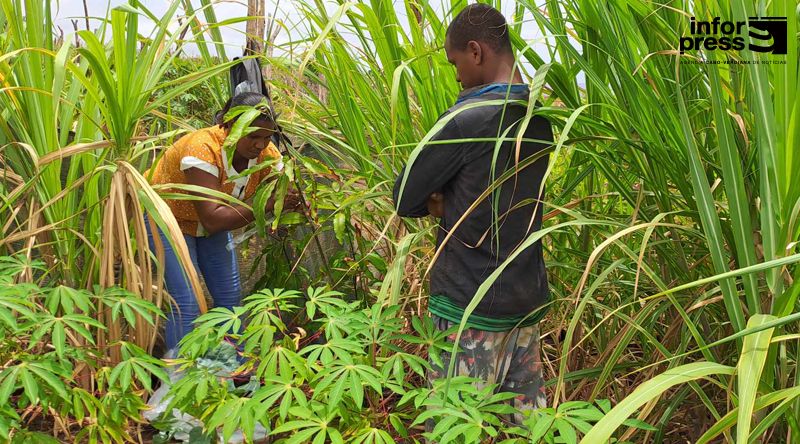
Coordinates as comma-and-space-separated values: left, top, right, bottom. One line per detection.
215, 92, 276, 126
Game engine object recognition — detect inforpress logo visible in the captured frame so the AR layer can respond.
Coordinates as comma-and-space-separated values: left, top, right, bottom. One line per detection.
748, 17, 787, 54
680, 16, 787, 55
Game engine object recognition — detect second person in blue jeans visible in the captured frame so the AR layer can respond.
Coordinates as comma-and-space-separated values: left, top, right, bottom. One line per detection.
146, 92, 302, 352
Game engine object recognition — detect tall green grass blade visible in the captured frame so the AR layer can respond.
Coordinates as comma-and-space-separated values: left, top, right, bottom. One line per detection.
706, 53, 760, 313
675, 75, 746, 331
730, 0, 784, 299
580, 362, 735, 444
696, 386, 800, 444
737, 314, 777, 442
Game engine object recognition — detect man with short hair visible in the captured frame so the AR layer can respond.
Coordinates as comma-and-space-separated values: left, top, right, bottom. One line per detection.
393, 3, 553, 424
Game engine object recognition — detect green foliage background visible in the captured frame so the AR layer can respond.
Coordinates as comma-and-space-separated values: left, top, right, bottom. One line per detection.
0, 0, 799, 443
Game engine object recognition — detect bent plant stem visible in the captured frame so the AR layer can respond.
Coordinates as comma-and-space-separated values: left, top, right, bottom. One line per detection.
290, 171, 336, 286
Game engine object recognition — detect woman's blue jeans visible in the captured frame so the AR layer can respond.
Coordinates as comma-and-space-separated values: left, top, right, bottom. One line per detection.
146, 220, 242, 352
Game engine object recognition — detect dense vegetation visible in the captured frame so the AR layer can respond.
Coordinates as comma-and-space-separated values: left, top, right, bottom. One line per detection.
0, 0, 798, 443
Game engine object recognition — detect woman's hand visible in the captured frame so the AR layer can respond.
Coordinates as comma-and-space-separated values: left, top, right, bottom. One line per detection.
427, 192, 444, 218
185, 168, 255, 235
283, 188, 306, 213
262, 188, 306, 215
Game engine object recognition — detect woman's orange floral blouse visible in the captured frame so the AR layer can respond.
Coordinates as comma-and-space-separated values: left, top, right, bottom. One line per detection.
148, 125, 282, 237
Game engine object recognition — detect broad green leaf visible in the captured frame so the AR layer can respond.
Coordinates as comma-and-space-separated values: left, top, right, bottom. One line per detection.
555, 417, 578, 444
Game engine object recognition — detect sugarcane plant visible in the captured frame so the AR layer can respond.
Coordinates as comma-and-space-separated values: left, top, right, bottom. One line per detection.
0, 0, 244, 360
